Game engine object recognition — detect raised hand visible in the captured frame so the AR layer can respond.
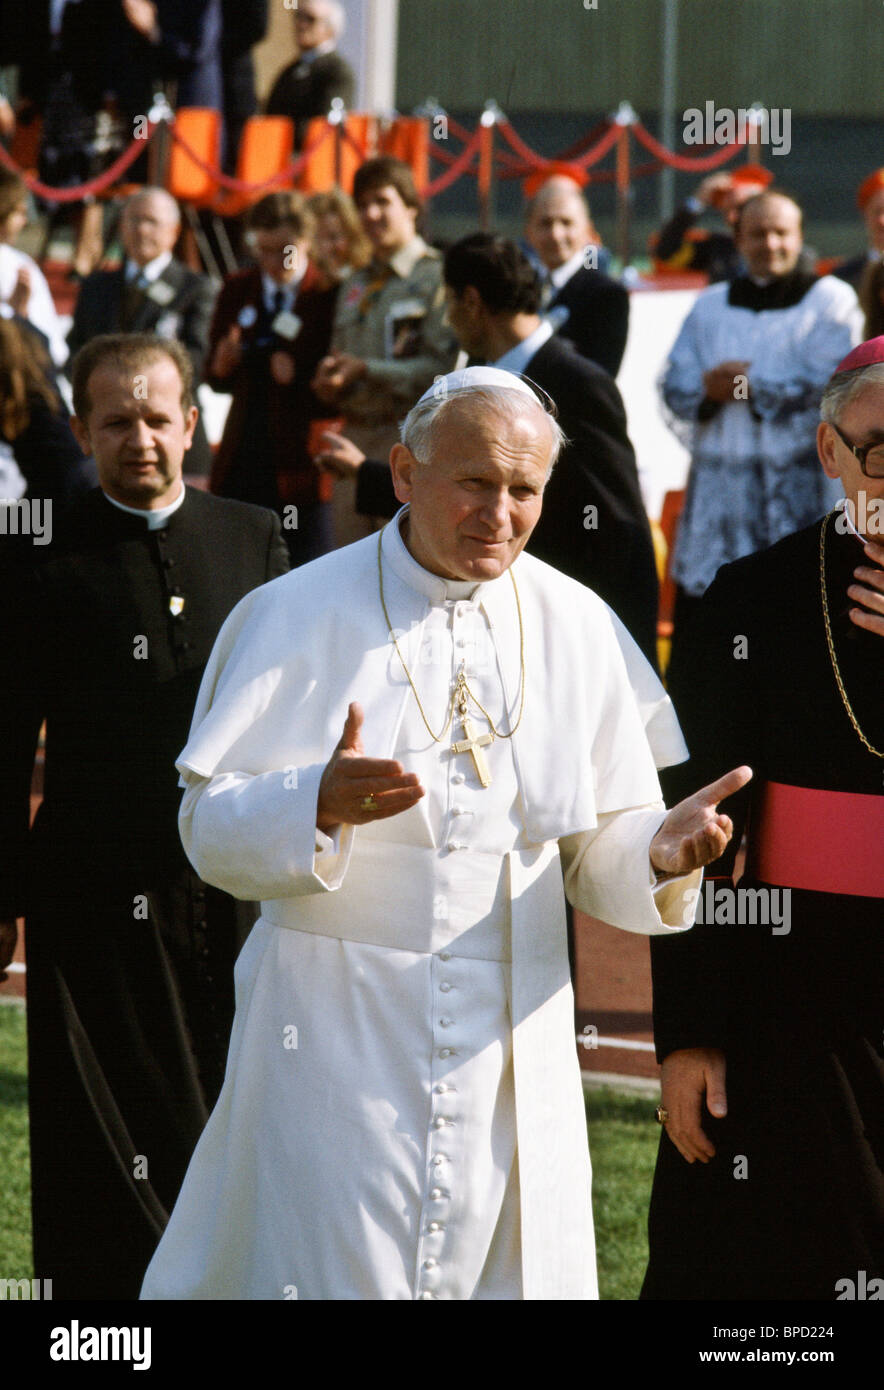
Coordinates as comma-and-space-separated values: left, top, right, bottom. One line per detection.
650, 765, 753, 877
848, 538, 884, 638
317, 702, 424, 832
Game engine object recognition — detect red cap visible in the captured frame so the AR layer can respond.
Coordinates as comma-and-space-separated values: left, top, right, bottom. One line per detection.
857, 169, 884, 211
522, 164, 588, 200
834, 335, 884, 374
730, 163, 774, 189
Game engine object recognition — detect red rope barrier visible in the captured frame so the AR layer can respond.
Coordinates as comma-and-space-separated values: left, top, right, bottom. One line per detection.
631, 121, 747, 171
424, 127, 484, 197
0, 128, 154, 203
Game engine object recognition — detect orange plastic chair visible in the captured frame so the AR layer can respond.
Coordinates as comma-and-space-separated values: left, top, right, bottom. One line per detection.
166, 107, 222, 206
211, 115, 295, 219
381, 117, 430, 196
296, 114, 375, 195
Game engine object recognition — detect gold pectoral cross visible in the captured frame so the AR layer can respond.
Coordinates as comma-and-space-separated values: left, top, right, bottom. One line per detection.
451, 676, 494, 787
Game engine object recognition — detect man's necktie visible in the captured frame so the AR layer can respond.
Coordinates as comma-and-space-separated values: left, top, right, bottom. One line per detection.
121, 272, 149, 331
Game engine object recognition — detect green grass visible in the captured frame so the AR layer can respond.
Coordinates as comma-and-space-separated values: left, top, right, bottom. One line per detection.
587, 1086, 660, 1300
0, 1001, 33, 1279
0, 1004, 657, 1298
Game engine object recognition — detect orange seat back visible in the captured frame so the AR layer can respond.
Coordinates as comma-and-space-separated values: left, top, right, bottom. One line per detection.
296, 114, 375, 195
167, 108, 222, 204
381, 117, 429, 195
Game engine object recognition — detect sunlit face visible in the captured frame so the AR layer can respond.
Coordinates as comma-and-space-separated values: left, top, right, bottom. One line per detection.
356, 184, 417, 260
71, 358, 196, 510
0, 199, 27, 245
121, 194, 180, 267
525, 186, 593, 271
295, 3, 333, 50
314, 211, 351, 272
736, 195, 803, 279
389, 402, 552, 582
863, 189, 884, 253
249, 226, 310, 285
818, 382, 884, 538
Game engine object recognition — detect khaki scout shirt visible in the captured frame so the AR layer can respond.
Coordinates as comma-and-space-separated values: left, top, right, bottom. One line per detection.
331, 236, 458, 427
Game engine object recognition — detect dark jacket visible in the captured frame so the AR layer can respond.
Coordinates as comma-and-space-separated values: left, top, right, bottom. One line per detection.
207, 262, 338, 510
547, 266, 630, 377
265, 50, 356, 145
67, 260, 217, 379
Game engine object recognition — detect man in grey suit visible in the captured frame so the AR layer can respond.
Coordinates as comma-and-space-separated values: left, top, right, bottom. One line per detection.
67, 188, 216, 471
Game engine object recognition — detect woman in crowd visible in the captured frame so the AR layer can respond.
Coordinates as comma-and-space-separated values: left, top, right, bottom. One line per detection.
307, 188, 371, 284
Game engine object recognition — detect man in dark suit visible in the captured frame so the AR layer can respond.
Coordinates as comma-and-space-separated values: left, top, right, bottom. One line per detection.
523, 175, 629, 378
206, 191, 338, 565
265, 0, 355, 146
67, 188, 216, 472
0, 334, 289, 1299
317, 233, 658, 665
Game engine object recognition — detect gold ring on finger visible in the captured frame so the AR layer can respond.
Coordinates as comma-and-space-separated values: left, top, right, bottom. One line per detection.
655, 1105, 669, 1125
360, 794, 379, 812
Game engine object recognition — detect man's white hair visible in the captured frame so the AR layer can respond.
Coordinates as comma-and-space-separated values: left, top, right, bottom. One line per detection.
400, 385, 566, 477
311, 0, 346, 40
820, 362, 884, 424
123, 187, 181, 226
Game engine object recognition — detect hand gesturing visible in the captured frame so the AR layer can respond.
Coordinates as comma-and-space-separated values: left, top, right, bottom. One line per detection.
650, 765, 753, 877
316, 702, 424, 832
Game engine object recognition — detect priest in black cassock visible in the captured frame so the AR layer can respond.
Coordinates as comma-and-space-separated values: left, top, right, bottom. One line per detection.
642, 338, 884, 1301
0, 334, 289, 1300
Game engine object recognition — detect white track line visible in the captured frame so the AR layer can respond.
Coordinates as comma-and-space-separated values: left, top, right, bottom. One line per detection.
577, 1034, 656, 1053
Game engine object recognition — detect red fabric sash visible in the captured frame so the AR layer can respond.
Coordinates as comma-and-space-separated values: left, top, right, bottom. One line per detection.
751, 781, 884, 898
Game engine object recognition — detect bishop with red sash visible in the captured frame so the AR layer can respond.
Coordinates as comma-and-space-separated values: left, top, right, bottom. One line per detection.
642, 339, 884, 1301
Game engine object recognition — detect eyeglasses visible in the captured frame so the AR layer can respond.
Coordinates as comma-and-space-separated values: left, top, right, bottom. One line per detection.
829, 422, 884, 478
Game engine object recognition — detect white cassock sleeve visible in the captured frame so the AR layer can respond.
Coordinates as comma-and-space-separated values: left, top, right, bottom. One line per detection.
560, 804, 700, 934
178, 765, 355, 901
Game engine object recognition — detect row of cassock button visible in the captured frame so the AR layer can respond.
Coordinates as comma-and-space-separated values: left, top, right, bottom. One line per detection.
416, 952, 458, 1299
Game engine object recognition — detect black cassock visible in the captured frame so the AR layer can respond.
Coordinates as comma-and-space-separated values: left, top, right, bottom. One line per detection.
0, 488, 289, 1299
642, 516, 884, 1301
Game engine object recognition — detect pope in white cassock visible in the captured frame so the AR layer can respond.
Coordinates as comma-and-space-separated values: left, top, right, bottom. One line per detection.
141, 368, 750, 1301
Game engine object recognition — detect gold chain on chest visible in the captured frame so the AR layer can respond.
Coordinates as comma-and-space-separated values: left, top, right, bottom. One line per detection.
819, 511, 884, 760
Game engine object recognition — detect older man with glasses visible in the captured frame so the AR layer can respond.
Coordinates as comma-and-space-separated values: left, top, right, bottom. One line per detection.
642, 337, 884, 1302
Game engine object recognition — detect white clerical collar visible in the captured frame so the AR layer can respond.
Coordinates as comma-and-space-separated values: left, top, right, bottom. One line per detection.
382, 504, 510, 603
125, 252, 173, 284
493, 318, 554, 375
549, 246, 589, 290
103, 484, 186, 529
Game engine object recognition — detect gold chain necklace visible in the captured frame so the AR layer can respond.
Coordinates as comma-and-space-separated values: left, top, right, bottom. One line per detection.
377, 527, 526, 761
819, 510, 884, 760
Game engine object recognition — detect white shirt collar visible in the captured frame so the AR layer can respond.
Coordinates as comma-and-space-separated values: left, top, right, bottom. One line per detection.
381, 505, 509, 603
549, 246, 590, 291
103, 484, 186, 530
261, 269, 303, 311
125, 252, 173, 284
492, 318, 554, 376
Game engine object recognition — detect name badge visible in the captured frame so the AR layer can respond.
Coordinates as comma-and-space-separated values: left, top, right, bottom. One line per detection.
146, 280, 176, 307
272, 309, 302, 342
238, 305, 258, 329
155, 311, 180, 340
